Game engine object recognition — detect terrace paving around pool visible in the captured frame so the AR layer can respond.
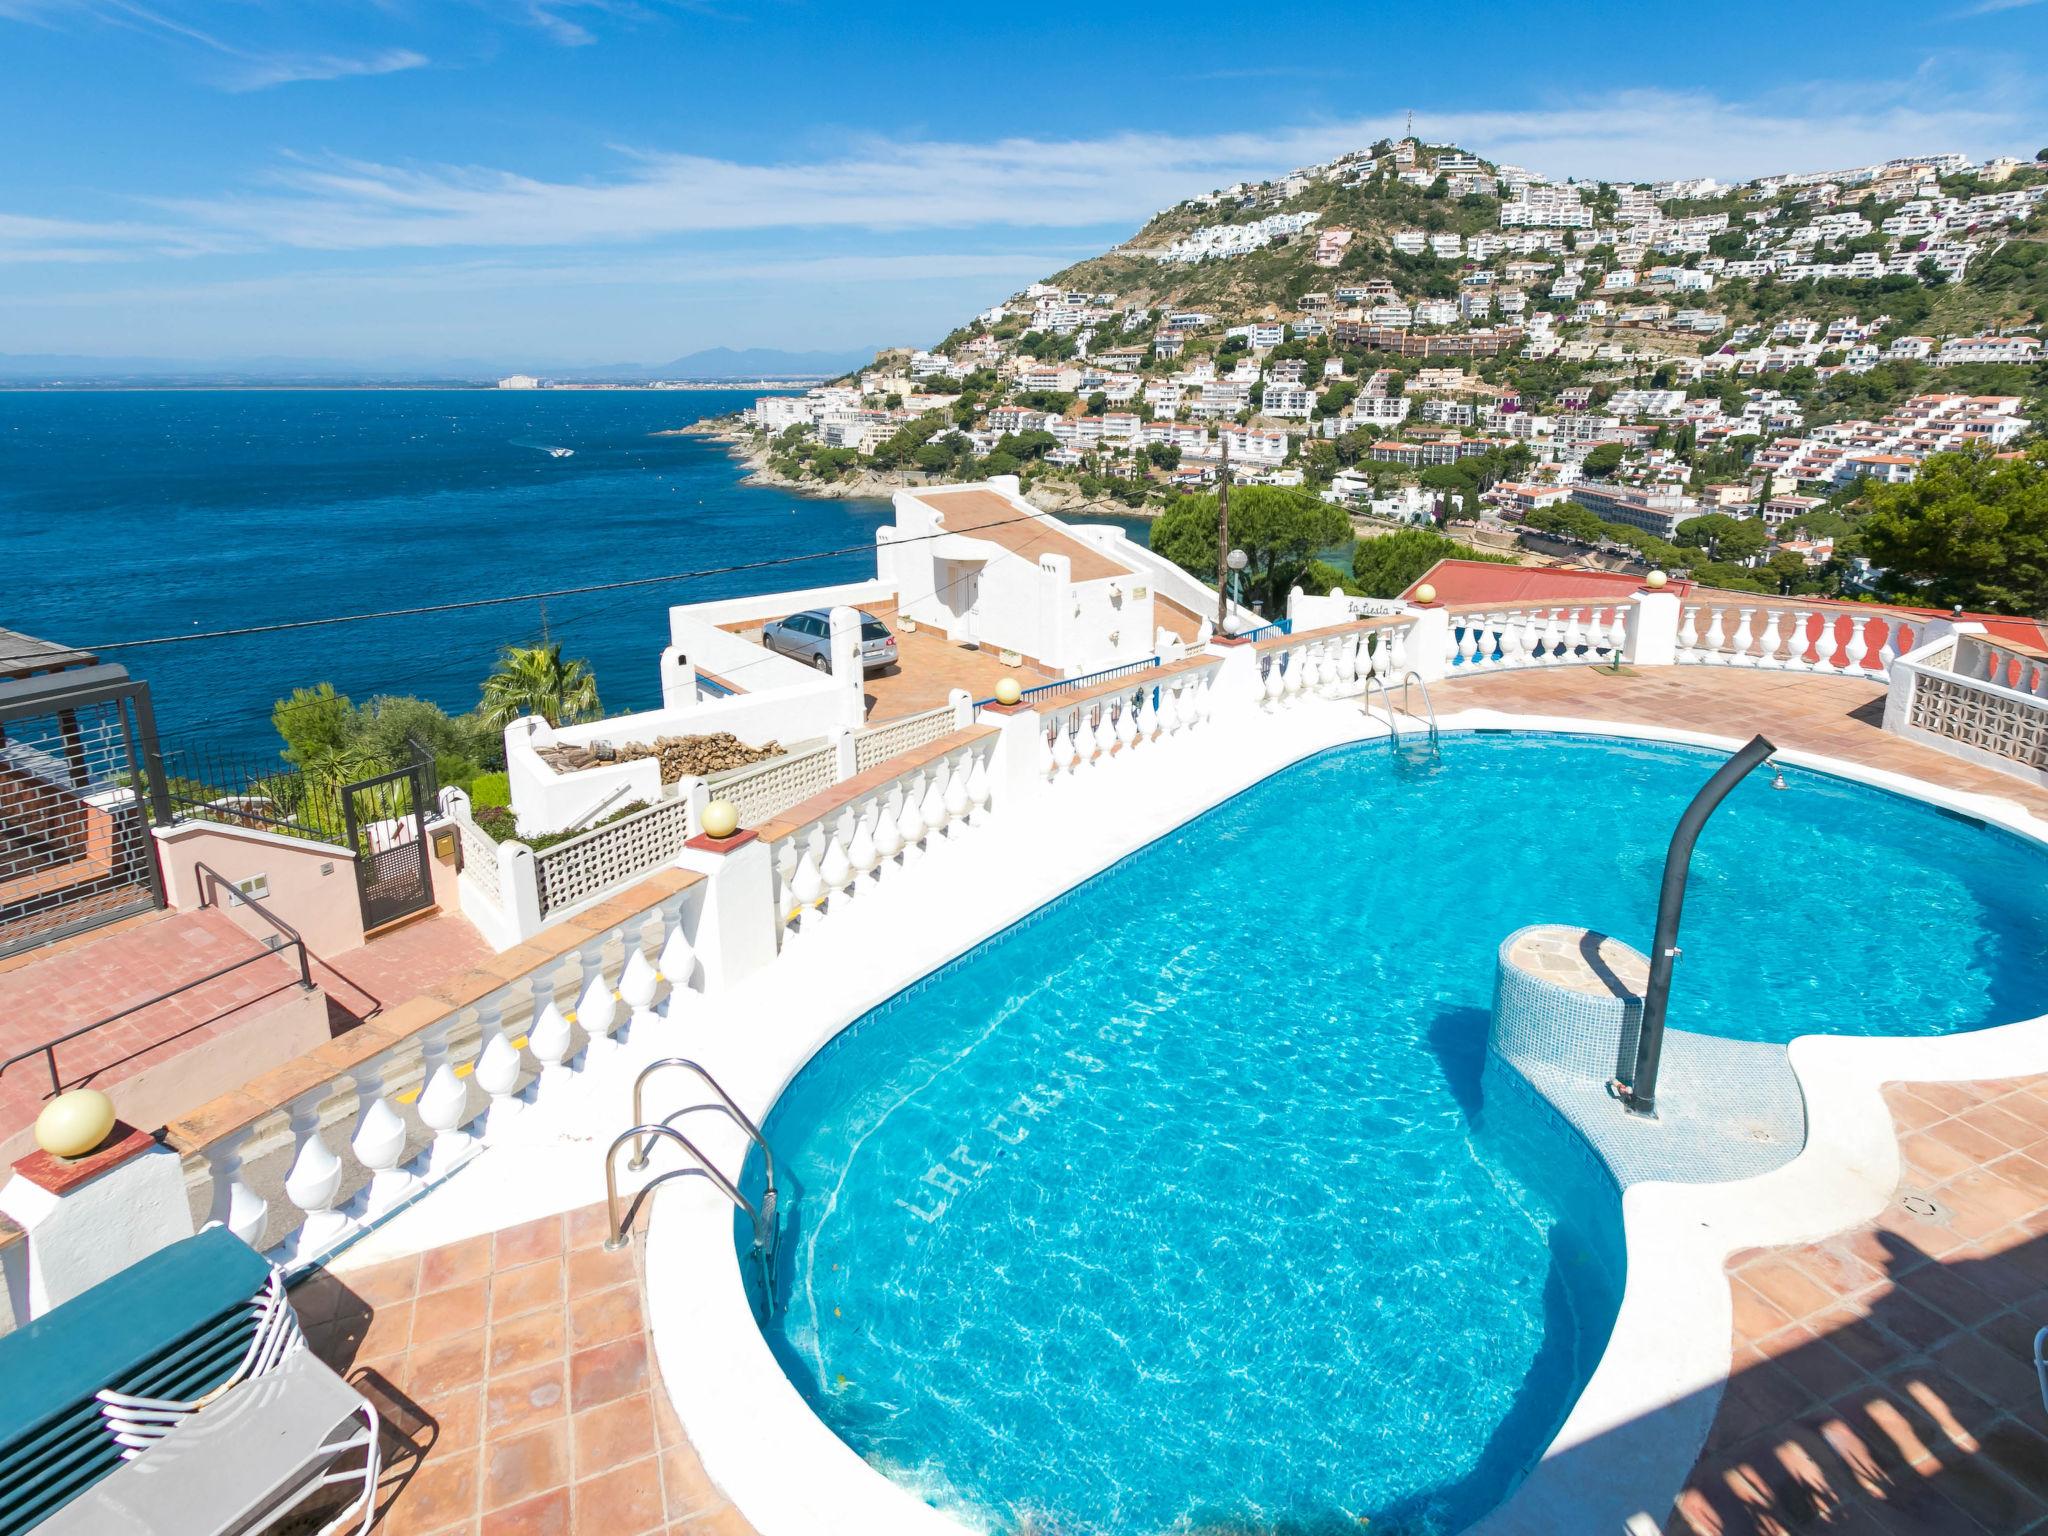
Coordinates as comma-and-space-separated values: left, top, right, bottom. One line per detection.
1431, 664, 2048, 821
291, 1202, 760, 1536
149, 663, 2048, 1536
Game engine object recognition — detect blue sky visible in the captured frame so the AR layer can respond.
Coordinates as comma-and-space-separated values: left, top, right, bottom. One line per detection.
1, 0, 2043, 368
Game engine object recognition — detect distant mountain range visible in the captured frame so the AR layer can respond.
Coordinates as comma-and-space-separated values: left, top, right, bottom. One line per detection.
0, 344, 874, 386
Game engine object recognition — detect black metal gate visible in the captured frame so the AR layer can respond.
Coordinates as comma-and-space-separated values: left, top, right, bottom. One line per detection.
341, 762, 434, 931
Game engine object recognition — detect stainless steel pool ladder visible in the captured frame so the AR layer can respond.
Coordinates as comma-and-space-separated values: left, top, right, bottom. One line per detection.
601, 1058, 781, 1315
1366, 670, 1440, 754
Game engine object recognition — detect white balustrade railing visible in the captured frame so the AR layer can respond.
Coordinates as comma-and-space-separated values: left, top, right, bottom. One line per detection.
1955, 631, 2048, 700
764, 734, 998, 950
1444, 604, 1630, 673
1675, 600, 1916, 679
174, 883, 702, 1269
1038, 663, 1222, 772
1251, 624, 1412, 704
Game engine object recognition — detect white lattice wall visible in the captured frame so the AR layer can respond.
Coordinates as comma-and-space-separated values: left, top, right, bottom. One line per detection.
455, 816, 503, 907
853, 707, 955, 775
708, 744, 837, 829
1907, 673, 2048, 772
535, 797, 693, 919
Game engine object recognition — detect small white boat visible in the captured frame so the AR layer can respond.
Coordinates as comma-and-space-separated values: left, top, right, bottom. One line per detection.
549, 447, 574, 458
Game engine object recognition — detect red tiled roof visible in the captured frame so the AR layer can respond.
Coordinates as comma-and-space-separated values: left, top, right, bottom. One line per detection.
1402, 559, 1691, 605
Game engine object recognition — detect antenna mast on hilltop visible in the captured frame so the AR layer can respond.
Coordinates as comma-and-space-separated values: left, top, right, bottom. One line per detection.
1405, 109, 1413, 140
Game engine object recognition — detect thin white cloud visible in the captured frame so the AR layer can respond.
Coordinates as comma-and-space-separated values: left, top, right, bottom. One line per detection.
0, 249, 1086, 307
0, 0, 430, 90
226, 47, 428, 91
3, 80, 2040, 269
103, 83, 2036, 256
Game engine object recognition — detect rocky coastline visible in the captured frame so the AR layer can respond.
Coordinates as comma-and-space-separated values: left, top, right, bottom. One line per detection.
659, 416, 1156, 518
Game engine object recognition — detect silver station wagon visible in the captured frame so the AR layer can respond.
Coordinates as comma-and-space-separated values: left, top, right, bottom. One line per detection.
761, 608, 899, 673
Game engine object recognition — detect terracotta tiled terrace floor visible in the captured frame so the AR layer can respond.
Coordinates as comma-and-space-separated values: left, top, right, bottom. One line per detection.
724, 600, 1059, 722
0, 908, 311, 1144
1433, 664, 2048, 819
1669, 1080, 2048, 1534
296, 1203, 756, 1535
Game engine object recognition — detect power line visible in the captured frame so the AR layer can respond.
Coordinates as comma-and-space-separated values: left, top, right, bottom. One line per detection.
139, 507, 1161, 737
0, 511, 1064, 666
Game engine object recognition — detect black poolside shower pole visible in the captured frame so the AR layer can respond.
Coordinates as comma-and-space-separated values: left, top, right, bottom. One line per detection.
1621, 733, 1777, 1118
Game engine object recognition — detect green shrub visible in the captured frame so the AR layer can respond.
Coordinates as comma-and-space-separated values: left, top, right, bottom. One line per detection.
469, 771, 511, 809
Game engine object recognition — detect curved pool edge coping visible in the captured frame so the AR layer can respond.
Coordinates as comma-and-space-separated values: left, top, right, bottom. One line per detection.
644, 703, 2048, 1536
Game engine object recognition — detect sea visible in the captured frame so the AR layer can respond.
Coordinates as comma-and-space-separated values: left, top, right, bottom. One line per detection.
0, 390, 1147, 760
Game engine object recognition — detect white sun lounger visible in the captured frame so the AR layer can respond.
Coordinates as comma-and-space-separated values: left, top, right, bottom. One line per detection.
29, 1348, 381, 1536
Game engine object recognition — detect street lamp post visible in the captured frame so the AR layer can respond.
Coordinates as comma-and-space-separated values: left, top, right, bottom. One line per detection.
1226, 547, 1249, 611
1214, 435, 1232, 634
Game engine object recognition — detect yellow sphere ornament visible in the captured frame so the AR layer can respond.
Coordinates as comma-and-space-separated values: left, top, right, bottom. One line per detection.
1645, 569, 1669, 590
1414, 583, 1437, 606
701, 798, 741, 840
994, 676, 1022, 706
35, 1089, 116, 1159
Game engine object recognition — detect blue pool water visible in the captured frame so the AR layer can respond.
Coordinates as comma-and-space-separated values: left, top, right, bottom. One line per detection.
743, 734, 2048, 1535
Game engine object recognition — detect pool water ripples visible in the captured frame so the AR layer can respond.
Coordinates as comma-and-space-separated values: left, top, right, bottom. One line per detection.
740, 733, 2048, 1535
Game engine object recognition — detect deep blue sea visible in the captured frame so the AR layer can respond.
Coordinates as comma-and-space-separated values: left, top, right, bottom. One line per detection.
0, 390, 1144, 759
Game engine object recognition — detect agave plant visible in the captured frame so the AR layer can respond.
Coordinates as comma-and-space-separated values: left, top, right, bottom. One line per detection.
479, 642, 603, 728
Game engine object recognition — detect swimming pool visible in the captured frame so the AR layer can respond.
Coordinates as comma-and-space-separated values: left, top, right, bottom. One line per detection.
739, 733, 2048, 1536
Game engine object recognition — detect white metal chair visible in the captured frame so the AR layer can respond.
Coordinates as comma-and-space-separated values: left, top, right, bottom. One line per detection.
93, 1268, 305, 1460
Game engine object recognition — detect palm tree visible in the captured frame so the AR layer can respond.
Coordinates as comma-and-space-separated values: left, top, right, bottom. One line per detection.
479, 643, 603, 728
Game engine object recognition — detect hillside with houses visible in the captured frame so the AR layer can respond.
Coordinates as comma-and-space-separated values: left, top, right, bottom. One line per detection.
707, 137, 2048, 600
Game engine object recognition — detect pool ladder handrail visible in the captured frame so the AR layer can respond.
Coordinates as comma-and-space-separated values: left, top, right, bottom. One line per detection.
603, 1058, 781, 1316
627, 1056, 776, 1188
1365, 670, 1440, 752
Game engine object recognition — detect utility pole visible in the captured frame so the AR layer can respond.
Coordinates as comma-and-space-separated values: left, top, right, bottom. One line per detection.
1214, 434, 1232, 633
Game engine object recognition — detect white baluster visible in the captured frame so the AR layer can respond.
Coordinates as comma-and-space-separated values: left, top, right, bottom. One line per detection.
788, 846, 827, 935
1608, 605, 1629, 659
657, 917, 698, 1001
894, 783, 927, 860
1677, 605, 1700, 662
1701, 605, 1726, 664
965, 754, 992, 823
348, 1061, 419, 1219
1810, 614, 1839, 674
619, 942, 659, 1032
575, 953, 621, 1064
820, 826, 855, 907
1561, 607, 1585, 663
473, 1002, 526, 1138
1116, 696, 1140, 753
941, 760, 971, 830
1730, 608, 1755, 666
872, 791, 906, 872
1338, 634, 1359, 690
416, 1018, 478, 1181
1877, 619, 1900, 678
1390, 623, 1410, 675
1847, 616, 1879, 676
202, 1130, 270, 1249
281, 1090, 353, 1258
1133, 687, 1157, 742
1075, 707, 1101, 762
1263, 657, 1285, 708
846, 803, 883, 888
528, 992, 576, 1094
1754, 608, 1783, 669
